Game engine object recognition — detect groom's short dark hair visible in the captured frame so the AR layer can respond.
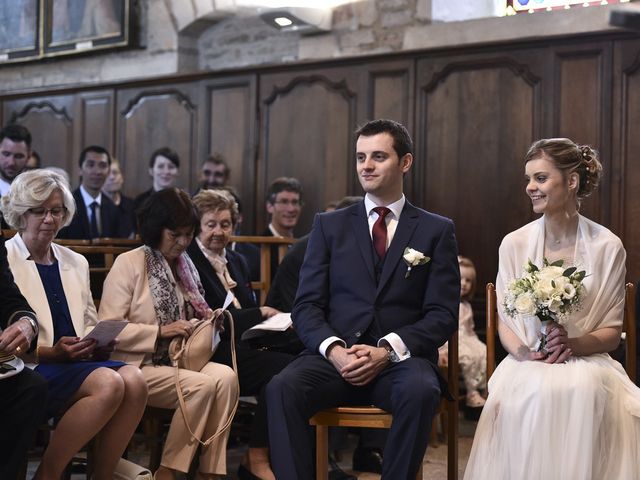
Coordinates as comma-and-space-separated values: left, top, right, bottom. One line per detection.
355, 119, 413, 159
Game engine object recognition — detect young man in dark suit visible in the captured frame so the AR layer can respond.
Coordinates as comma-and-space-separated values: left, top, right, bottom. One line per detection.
57, 145, 127, 240
261, 177, 303, 282
267, 119, 460, 480
0, 234, 48, 479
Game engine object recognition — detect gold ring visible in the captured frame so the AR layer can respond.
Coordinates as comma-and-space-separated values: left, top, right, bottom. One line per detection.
16, 346, 22, 354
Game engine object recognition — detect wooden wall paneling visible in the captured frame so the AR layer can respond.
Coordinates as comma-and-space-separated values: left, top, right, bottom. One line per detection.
3, 95, 77, 185
365, 60, 416, 199
612, 38, 640, 281
201, 75, 258, 233
416, 50, 544, 288
78, 91, 115, 156
552, 42, 612, 226
258, 67, 360, 236
116, 84, 199, 198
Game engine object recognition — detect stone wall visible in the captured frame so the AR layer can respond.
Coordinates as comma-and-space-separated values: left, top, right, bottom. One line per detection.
0, 0, 634, 94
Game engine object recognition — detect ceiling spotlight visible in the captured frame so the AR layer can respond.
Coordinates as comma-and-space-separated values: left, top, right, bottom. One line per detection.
274, 16, 294, 27
259, 7, 332, 33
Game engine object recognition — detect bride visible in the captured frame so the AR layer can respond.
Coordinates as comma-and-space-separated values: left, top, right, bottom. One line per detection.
464, 138, 640, 479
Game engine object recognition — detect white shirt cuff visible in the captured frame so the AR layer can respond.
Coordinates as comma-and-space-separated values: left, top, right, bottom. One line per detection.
319, 336, 345, 358
378, 333, 411, 361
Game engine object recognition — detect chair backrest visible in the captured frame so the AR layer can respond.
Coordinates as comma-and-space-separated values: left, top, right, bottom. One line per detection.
486, 282, 637, 382
230, 235, 296, 305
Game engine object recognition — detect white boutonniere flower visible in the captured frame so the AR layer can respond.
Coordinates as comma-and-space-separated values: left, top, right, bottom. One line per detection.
403, 247, 430, 278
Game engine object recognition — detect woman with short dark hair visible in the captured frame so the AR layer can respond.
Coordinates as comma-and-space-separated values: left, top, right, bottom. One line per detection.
99, 188, 238, 480
132, 147, 181, 212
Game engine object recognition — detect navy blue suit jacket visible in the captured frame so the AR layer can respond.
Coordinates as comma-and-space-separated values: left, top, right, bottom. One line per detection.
57, 188, 126, 239
292, 201, 459, 366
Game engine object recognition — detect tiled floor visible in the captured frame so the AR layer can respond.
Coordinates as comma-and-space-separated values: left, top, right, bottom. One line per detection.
27, 413, 477, 479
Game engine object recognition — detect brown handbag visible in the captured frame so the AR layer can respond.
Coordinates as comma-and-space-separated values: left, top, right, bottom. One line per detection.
168, 308, 239, 446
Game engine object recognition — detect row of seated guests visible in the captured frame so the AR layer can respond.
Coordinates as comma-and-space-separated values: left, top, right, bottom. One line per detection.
0, 168, 300, 480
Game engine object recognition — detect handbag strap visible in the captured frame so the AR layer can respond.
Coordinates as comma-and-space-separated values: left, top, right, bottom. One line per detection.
173, 310, 239, 447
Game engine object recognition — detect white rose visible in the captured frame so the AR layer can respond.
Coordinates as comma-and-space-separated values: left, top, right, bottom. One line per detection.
514, 294, 537, 316
403, 248, 423, 264
563, 283, 576, 300
538, 266, 564, 282
534, 278, 555, 300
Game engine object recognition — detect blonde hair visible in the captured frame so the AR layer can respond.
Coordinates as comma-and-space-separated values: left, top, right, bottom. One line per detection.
0, 170, 76, 231
458, 255, 477, 301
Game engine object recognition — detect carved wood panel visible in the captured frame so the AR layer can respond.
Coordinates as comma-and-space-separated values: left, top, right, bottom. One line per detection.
202, 76, 257, 232
552, 43, 612, 225
3, 96, 77, 184
117, 86, 198, 198
366, 60, 416, 198
417, 53, 543, 288
79, 91, 114, 154
259, 69, 359, 235
613, 39, 640, 281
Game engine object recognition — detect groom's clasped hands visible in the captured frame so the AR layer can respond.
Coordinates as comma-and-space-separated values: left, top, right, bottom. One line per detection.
327, 343, 390, 386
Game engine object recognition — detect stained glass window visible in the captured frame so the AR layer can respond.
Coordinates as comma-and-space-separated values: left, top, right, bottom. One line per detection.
507, 0, 630, 14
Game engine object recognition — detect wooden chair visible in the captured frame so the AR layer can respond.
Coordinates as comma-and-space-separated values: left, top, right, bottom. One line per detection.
230, 235, 295, 304
309, 331, 459, 480
91, 236, 142, 247
486, 282, 637, 380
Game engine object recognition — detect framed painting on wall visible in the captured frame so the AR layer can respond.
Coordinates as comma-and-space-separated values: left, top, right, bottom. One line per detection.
0, 0, 40, 62
44, 0, 130, 55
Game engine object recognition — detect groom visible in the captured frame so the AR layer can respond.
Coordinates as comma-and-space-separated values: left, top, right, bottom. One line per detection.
266, 119, 460, 479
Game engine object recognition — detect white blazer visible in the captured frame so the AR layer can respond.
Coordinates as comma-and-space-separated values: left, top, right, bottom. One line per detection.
5, 234, 98, 362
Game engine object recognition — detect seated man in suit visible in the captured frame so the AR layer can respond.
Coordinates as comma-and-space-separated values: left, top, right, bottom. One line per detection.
266, 119, 460, 480
266, 195, 387, 475
261, 177, 303, 282
0, 234, 48, 479
57, 145, 128, 240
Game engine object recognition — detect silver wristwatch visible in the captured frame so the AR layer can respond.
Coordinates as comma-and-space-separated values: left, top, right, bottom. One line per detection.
383, 344, 400, 363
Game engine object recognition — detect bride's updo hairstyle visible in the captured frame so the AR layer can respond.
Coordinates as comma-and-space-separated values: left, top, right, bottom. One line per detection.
524, 138, 602, 200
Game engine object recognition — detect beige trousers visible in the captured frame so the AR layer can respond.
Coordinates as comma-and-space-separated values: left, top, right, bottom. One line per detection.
141, 362, 238, 474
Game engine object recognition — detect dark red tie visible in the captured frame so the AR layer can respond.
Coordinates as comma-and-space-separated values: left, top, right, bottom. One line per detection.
372, 207, 391, 260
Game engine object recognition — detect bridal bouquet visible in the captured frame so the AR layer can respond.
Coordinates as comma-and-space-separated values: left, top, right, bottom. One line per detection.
503, 259, 587, 352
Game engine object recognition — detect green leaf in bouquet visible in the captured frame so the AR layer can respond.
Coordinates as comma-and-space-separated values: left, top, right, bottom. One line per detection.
550, 259, 564, 267
563, 267, 577, 277
573, 271, 586, 282
527, 259, 539, 272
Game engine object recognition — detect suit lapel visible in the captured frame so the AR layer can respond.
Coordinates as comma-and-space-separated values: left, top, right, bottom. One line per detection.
54, 244, 87, 337
376, 202, 419, 295
101, 197, 114, 237
350, 203, 376, 282
74, 190, 91, 238
226, 255, 254, 307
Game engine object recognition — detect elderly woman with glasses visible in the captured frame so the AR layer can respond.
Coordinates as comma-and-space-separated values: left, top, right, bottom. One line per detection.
0, 170, 148, 480
99, 188, 238, 480
187, 189, 294, 480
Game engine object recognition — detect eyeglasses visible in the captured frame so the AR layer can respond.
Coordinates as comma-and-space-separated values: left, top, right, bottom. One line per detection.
28, 207, 67, 219
273, 200, 303, 208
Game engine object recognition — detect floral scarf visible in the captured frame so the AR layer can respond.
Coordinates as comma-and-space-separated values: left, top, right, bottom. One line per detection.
144, 246, 210, 364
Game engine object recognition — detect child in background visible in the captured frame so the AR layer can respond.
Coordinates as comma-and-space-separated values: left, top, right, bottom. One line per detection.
439, 256, 487, 408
